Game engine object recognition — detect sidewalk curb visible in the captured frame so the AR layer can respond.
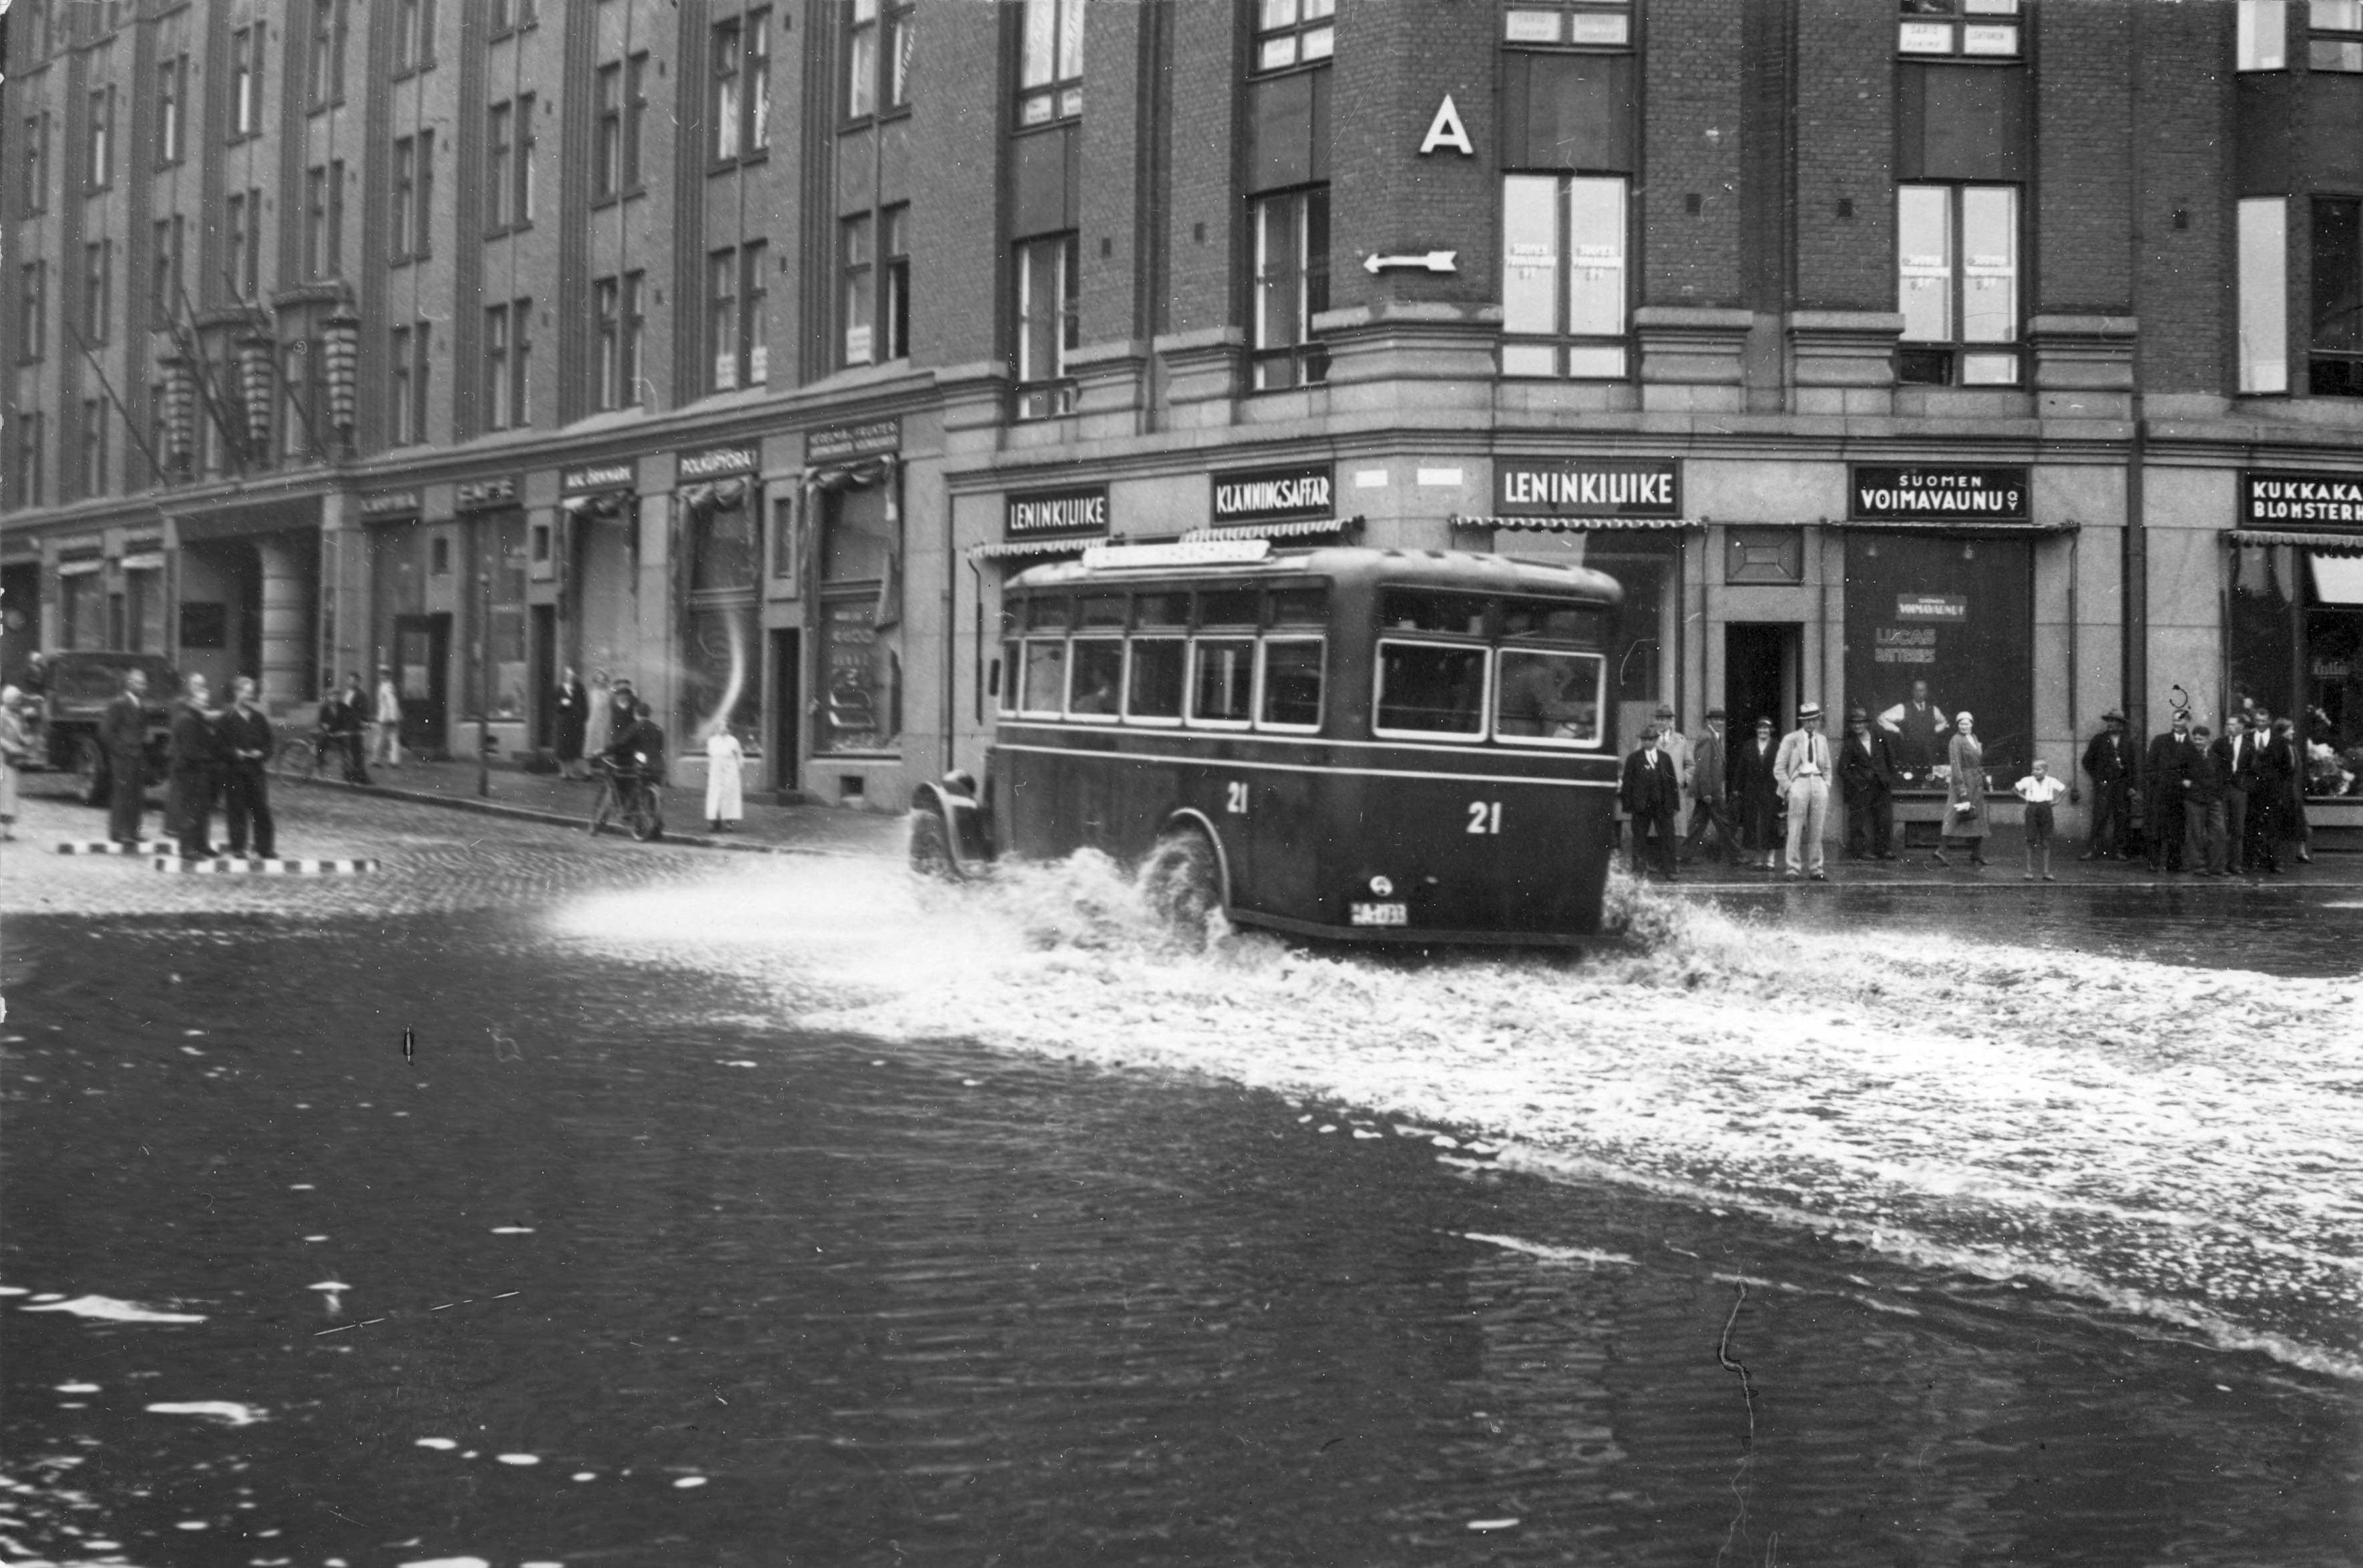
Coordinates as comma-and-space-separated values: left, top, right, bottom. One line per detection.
282, 774, 903, 861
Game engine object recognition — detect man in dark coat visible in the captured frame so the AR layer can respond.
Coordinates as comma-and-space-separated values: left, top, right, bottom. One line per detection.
219, 676, 276, 860
2183, 723, 2227, 876
1837, 705, 1902, 860
553, 666, 590, 780
1735, 714, 1783, 870
1619, 724, 1681, 880
1679, 708, 1739, 865
2215, 714, 2262, 876
168, 674, 226, 860
2143, 713, 2196, 872
2079, 710, 2136, 859
318, 674, 370, 784
2249, 711, 2292, 874
101, 667, 152, 845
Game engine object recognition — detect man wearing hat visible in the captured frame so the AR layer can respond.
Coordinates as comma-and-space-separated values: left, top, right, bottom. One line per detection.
2143, 711, 2197, 872
1650, 702, 1691, 831
1773, 700, 1834, 879
1680, 708, 1737, 866
2079, 710, 2135, 860
1619, 724, 1682, 880
1837, 704, 1902, 860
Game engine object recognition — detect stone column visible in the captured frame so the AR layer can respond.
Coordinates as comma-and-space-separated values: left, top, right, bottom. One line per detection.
253, 533, 314, 714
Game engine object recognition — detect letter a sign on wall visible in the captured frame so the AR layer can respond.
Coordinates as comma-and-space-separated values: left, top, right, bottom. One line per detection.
1420, 95, 1474, 157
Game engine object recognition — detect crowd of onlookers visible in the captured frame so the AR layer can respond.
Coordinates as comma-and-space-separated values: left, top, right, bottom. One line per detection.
1617, 696, 2327, 882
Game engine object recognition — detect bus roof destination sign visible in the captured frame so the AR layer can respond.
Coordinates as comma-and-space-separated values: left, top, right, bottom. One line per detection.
1493, 458, 1681, 517
1085, 540, 1272, 571
1852, 465, 2028, 521
1211, 463, 1334, 525
1006, 485, 1110, 541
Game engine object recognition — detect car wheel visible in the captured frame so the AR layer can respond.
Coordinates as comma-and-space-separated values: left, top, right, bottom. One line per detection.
1140, 827, 1224, 945
908, 803, 962, 880
77, 736, 108, 806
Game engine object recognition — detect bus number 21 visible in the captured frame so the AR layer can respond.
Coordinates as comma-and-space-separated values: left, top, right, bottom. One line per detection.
1227, 782, 1250, 814
1466, 801, 1503, 835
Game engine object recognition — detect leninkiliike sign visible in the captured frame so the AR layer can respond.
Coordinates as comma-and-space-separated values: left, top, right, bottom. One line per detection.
1850, 465, 2028, 521
1493, 459, 1681, 517
1210, 463, 1335, 524
2243, 471, 2363, 526
1006, 485, 1110, 540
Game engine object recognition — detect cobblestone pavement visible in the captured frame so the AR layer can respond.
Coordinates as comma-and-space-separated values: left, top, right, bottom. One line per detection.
1, 776, 890, 919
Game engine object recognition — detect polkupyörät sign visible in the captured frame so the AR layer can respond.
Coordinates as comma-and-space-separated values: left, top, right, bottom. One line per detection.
1850, 465, 2028, 521
2242, 470, 2363, 527
1209, 463, 1335, 525
1005, 485, 1110, 541
677, 445, 759, 482
1492, 458, 1681, 517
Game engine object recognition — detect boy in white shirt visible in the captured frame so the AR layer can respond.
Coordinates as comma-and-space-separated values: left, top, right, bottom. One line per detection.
2013, 758, 2069, 882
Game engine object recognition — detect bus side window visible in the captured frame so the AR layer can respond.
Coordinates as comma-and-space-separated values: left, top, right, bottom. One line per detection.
1192, 637, 1255, 725
1126, 637, 1186, 722
1021, 639, 1068, 715
1068, 639, 1124, 718
1259, 637, 1323, 729
1269, 585, 1329, 625
1374, 641, 1488, 738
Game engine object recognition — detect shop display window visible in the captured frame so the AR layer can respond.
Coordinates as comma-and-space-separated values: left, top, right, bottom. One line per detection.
2228, 543, 2363, 798
1843, 532, 2033, 787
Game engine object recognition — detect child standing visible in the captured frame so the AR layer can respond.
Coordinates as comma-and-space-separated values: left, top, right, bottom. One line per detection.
2014, 758, 2070, 881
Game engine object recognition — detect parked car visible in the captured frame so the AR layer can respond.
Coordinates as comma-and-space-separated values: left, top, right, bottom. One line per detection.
31, 651, 179, 804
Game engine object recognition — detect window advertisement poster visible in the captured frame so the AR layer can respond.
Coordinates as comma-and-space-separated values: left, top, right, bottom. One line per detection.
817, 595, 898, 755
1844, 532, 2033, 787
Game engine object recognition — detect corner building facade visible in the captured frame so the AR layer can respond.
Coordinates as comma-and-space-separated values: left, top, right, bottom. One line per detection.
6, 0, 2363, 839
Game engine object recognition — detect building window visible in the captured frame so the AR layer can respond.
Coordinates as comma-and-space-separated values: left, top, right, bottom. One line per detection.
487, 102, 513, 231
846, 0, 914, 118
841, 215, 874, 366
704, 247, 765, 391
1500, 174, 1627, 378
622, 271, 645, 405
85, 84, 115, 190
158, 54, 188, 166
394, 0, 433, 71
1014, 232, 1078, 417
881, 204, 911, 362
392, 136, 417, 260
712, 11, 771, 161
1897, 0, 2023, 58
19, 264, 45, 363
708, 251, 739, 391
23, 113, 49, 215
626, 55, 648, 191
2313, 0, 2363, 69
1251, 190, 1331, 390
2313, 196, 2362, 396
150, 217, 183, 328
885, 0, 915, 109
516, 95, 538, 225
394, 322, 431, 446
1897, 182, 2020, 386
742, 244, 769, 386
308, 0, 347, 107
1018, 0, 1084, 124
485, 304, 511, 430
596, 63, 623, 198
230, 27, 263, 140
842, 210, 908, 368
16, 0, 49, 62
15, 414, 43, 509
2238, 0, 2288, 69
1502, 0, 1632, 46
81, 241, 111, 347
1253, 0, 1335, 71
391, 326, 415, 445
81, 398, 109, 498
304, 162, 345, 280
596, 278, 622, 409
489, 0, 536, 35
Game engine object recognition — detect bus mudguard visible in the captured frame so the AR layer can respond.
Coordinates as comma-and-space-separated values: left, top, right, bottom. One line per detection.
1160, 808, 1235, 910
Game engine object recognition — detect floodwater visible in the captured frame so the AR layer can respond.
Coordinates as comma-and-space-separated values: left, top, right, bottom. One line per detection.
3, 858, 2360, 1566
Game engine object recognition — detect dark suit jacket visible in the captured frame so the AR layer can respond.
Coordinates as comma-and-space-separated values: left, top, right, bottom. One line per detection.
2082, 729, 2135, 790
319, 694, 366, 738
1619, 748, 1679, 817
2145, 733, 2195, 802
2185, 742, 2226, 804
220, 706, 274, 767
1735, 737, 1781, 811
1838, 729, 1902, 800
2216, 733, 2263, 792
1689, 730, 1728, 802
99, 692, 148, 759
168, 703, 225, 774
2255, 732, 2296, 789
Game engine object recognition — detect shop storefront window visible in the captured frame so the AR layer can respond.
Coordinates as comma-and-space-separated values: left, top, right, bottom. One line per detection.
683, 489, 763, 745
815, 477, 901, 754
464, 513, 528, 722
1844, 532, 2033, 787
2230, 543, 2363, 798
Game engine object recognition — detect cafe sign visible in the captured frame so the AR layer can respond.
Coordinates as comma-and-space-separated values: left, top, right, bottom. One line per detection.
2243, 470, 2363, 527
1851, 465, 2028, 521
562, 461, 637, 495
1211, 463, 1335, 525
1006, 485, 1110, 541
1494, 458, 1681, 517
677, 444, 759, 482
808, 419, 901, 464
454, 476, 519, 511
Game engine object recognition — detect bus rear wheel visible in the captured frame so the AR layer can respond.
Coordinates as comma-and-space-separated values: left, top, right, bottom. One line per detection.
1142, 828, 1223, 944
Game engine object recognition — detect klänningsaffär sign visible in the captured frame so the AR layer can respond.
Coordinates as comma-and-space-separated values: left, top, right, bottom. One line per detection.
1006, 485, 1110, 541
1492, 459, 1681, 517
1850, 465, 2028, 521
1210, 463, 1335, 525
2242, 471, 2363, 527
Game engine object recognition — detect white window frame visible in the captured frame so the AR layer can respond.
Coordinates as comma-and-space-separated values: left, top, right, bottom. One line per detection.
1500, 172, 1631, 380
1371, 637, 1492, 744
1896, 182, 2022, 386
1122, 635, 1187, 727
2238, 0, 2289, 68
1255, 635, 1326, 734
1063, 634, 1125, 724
2239, 196, 2291, 395
1020, 635, 1068, 718
1489, 647, 1609, 750
1187, 636, 1258, 731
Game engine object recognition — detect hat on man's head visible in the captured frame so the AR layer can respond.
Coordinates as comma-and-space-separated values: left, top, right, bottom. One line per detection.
1848, 707, 1868, 722
1639, 724, 1661, 741
1653, 703, 1675, 719
1705, 707, 1726, 721
2101, 709, 2127, 724
1797, 701, 1823, 720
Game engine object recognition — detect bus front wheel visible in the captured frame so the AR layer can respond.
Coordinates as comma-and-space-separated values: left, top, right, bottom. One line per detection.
1142, 828, 1223, 945
909, 804, 961, 880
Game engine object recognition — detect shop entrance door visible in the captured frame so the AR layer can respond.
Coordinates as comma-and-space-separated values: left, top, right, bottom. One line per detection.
1725, 622, 1800, 736
393, 613, 450, 755
529, 605, 557, 750
769, 629, 800, 794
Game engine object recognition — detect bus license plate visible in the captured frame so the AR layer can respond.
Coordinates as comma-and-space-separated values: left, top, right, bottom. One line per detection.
1349, 900, 1409, 927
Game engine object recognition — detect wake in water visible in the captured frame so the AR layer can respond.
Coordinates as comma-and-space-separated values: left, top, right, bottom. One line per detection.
554, 853, 2363, 1382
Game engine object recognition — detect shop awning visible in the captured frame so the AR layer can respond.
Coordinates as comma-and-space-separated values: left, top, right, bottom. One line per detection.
678, 478, 750, 514
2312, 553, 2363, 604
1450, 515, 1699, 531
969, 537, 1100, 561
1835, 519, 2079, 535
2227, 527, 2363, 555
560, 492, 631, 519
1182, 515, 1363, 542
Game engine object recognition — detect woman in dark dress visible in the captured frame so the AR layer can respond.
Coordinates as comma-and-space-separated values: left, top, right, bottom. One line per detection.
552, 667, 590, 780
1737, 714, 1783, 871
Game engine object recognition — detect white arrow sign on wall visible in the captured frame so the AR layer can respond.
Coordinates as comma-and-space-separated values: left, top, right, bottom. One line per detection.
1361, 251, 1459, 275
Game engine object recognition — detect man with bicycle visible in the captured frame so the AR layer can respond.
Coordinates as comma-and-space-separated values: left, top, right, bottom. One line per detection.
592, 700, 667, 837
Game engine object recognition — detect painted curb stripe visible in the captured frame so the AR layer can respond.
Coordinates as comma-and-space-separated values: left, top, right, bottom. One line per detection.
150, 858, 380, 875
55, 842, 179, 855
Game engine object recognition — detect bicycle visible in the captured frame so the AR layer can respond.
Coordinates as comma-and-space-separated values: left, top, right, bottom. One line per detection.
588, 755, 664, 842
270, 729, 331, 782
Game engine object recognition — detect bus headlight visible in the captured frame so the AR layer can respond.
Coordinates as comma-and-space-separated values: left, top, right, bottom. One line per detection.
1368, 875, 1394, 896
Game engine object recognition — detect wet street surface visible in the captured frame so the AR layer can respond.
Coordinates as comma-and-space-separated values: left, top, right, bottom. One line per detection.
3, 784, 2360, 1565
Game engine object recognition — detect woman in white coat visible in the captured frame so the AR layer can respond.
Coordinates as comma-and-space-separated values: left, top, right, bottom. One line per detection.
704, 724, 746, 832
582, 670, 614, 778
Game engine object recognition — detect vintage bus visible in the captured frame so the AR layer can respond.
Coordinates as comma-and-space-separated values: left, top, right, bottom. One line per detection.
910, 541, 1626, 945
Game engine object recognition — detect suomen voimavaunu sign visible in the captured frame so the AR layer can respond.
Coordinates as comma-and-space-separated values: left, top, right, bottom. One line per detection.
1850, 465, 2029, 521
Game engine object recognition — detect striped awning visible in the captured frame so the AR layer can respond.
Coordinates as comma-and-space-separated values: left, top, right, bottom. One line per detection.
1836, 518, 2079, 535
2227, 527, 2363, 554
970, 536, 1101, 561
1450, 514, 1698, 532
1182, 515, 1363, 543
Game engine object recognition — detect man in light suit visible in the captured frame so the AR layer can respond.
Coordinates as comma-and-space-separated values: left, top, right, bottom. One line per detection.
1773, 700, 1834, 880
1619, 725, 1682, 880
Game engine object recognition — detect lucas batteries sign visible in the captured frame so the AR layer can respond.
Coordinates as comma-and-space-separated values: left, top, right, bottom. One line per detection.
1851, 465, 2028, 521
1492, 459, 1681, 517
1005, 485, 1109, 541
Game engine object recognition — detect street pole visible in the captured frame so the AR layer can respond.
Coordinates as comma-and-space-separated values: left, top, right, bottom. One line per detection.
477, 569, 492, 799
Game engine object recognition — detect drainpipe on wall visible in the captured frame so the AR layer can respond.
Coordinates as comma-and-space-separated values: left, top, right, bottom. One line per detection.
2126, 396, 2147, 744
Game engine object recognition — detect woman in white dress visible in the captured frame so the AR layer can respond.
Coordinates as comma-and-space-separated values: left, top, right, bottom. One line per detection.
0, 686, 27, 841
704, 724, 746, 832
582, 670, 614, 776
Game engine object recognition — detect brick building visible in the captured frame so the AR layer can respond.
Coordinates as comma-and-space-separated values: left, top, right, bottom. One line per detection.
3, 0, 2361, 836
